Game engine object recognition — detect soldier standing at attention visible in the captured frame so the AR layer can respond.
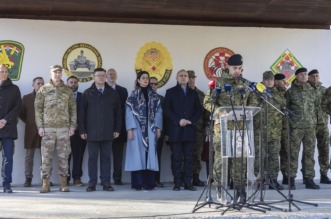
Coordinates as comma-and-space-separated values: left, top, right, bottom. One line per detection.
308, 69, 331, 184
35, 65, 76, 193
187, 70, 209, 187
285, 67, 319, 190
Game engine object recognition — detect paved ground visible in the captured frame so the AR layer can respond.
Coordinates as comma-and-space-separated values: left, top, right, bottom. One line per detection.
1, 180, 331, 219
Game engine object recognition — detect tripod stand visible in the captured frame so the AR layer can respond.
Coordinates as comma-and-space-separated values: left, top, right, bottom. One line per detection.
192, 91, 223, 212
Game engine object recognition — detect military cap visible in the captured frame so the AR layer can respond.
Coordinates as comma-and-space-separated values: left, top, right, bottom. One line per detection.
295, 67, 307, 75
263, 71, 274, 80
227, 54, 243, 66
50, 65, 63, 71
274, 73, 285, 80
308, 69, 319, 76
187, 70, 196, 78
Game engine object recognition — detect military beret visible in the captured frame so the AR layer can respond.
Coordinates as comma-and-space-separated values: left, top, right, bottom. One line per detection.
274, 73, 285, 80
50, 65, 63, 71
187, 70, 196, 78
308, 69, 319, 76
227, 54, 243, 66
295, 67, 307, 75
263, 71, 274, 80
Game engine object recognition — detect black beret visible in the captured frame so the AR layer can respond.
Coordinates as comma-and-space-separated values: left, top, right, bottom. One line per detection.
227, 54, 243, 66
274, 73, 285, 80
308, 69, 319, 76
295, 67, 307, 75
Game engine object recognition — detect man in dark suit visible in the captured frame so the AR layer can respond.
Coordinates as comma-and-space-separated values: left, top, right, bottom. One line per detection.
67, 76, 87, 186
80, 68, 121, 192
106, 68, 128, 185
164, 69, 202, 191
19, 76, 44, 187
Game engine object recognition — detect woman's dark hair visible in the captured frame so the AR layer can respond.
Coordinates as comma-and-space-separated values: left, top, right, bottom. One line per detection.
135, 71, 150, 89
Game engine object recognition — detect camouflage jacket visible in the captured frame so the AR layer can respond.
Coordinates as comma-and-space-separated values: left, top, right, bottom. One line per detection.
203, 71, 258, 128
284, 79, 317, 128
249, 86, 285, 140
276, 86, 288, 129
35, 79, 77, 129
309, 81, 328, 125
195, 87, 210, 134
321, 86, 331, 121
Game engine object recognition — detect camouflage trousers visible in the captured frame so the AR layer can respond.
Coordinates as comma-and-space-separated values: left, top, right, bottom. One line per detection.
40, 128, 71, 179
289, 127, 316, 178
279, 128, 289, 176
192, 132, 204, 174
301, 123, 330, 176
213, 122, 246, 187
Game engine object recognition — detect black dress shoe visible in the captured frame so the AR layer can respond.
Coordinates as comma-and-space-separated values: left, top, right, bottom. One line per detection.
320, 174, 331, 184
114, 180, 123, 185
3, 184, 13, 193
103, 185, 115, 191
86, 185, 96, 192
184, 184, 197, 191
173, 185, 180, 191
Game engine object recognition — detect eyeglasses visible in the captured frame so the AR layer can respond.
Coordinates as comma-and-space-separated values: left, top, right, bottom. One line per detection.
149, 83, 158, 86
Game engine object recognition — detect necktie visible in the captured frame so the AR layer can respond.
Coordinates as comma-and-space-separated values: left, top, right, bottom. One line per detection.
183, 87, 186, 95
99, 88, 103, 94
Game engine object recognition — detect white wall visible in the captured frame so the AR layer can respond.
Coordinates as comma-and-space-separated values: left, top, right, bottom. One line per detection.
1, 18, 331, 185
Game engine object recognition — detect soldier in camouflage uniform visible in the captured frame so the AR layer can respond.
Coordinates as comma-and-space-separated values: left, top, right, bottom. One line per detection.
188, 70, 210, 187
35, 65, 76, 193
274, 74, 290, 185
308, 69, 331, 184
284, 67, 320, 190
250, 71, 285, 190
204, 54, 257, 201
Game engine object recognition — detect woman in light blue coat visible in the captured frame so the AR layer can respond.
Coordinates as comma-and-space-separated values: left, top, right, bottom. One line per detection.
124, 71, 162, 190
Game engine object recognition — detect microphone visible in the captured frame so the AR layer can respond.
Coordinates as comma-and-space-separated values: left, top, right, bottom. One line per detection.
237, 85, 246, 97
208, 80, 216, 96
224, 83, 232, 96
236, 76, 252, 85
215, 87, 222, 101
256, 82, 273, 98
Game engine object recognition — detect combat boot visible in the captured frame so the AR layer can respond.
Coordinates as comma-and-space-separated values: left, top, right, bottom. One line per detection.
59, 176, 70, 192
235, 186, 246, 203
40, 178, 50, 193
24, 178, 32, 187
269, 179, 284, 190
192, 174, 205, 187
289, 177, 296, 190
282, 175, 288, 185
305, 178, 320, 189
320, 174, 331, 184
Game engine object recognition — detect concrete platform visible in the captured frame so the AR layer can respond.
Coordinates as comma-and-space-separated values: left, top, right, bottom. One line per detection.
1, 181, 331, 219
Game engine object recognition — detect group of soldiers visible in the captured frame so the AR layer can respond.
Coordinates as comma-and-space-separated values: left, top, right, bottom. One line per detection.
204, 54, 331, 203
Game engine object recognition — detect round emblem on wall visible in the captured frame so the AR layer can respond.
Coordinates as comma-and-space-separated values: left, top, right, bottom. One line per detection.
62, 43, 102, 82
135, 42, 173, 88
203, 47, 235, 80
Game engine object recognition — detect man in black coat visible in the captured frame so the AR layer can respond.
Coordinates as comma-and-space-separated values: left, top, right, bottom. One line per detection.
79, 68, 121, 192
164, 69, 202, 191
106, 68, 128, 185
66, 76, 87, 186
0, 64, 22, 193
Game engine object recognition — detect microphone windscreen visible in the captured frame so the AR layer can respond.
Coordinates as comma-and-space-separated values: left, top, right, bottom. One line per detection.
208, 80, 216, 89
224, 83, 232, 92
256, 82, 266, 93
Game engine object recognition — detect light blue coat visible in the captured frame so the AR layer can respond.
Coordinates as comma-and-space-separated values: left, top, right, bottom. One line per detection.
124, 106, 163, 171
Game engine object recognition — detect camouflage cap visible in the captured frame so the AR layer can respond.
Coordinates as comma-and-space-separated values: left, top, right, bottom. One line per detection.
187, 70, 196, 78
50, 65, 63, 71
263, 71, 274, 80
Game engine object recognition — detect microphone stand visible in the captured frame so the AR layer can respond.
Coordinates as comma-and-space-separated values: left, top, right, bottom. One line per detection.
220, 86, 266, 215
192, 89, 224, 212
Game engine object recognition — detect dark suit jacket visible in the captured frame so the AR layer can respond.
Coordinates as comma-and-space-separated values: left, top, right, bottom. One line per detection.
112, 84, 128, 143
75, 91, 82, 130
19, 90, 41, 149
164, 84, 202, 143
79, 83, 121, 141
